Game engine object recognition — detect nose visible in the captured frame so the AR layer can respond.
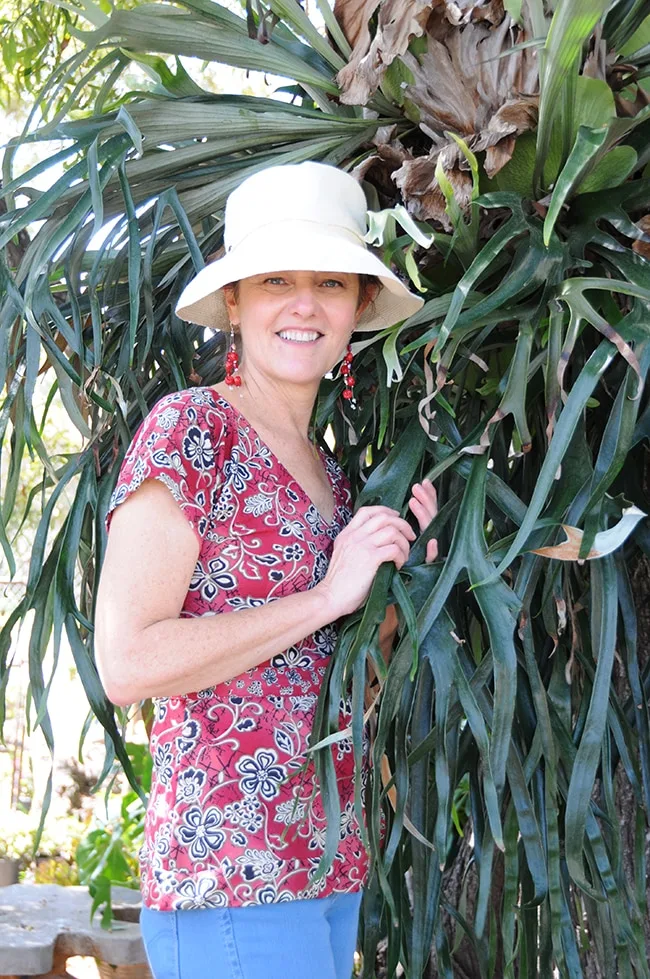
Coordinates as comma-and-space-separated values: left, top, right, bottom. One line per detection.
287, 283, 318, 318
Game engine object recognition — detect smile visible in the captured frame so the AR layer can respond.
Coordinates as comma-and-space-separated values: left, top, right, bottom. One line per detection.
277, 330, 322, 343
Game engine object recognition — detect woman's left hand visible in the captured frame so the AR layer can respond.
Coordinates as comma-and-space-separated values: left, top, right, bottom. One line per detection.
407, 478, 438, 563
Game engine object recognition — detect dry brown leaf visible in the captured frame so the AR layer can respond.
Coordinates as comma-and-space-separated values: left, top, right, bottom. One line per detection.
380, 754, 398, 810
583, 34, 608, 81
352, 129, 414, 192
401, 35, 479, 138
632, 214, 650, 262
440, 0, 504, 24
393, 144, 473, 225
532, 526, 596, 561
478, 98, 538, 175
337, 0, 432, 105
391, 14, 537, 217
402, 18, 537, 144
418, 340, 439, 437
334, 0, 382, 53
335, 0, 538, 221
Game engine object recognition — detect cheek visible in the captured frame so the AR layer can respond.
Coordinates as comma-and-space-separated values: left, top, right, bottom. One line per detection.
328, 295, 359, 327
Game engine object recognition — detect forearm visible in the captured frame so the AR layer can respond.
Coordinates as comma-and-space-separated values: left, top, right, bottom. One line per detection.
100, 585, 335, 705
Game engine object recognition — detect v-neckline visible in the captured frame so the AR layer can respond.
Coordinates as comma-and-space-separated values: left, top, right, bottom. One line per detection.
205, 388, 339, 530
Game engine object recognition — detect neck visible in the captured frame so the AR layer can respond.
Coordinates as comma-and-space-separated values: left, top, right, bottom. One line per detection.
228, 363, 319, 439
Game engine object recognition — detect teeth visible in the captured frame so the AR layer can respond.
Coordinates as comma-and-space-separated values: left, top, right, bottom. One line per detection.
278, 330, 320, 342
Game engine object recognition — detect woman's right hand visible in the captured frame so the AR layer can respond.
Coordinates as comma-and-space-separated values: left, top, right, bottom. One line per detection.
316, 505, 416, 618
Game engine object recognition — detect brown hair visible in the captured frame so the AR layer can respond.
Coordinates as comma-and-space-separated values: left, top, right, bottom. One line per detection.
358, 273, 382, 311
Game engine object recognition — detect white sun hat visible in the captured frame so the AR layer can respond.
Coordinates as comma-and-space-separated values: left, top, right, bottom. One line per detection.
175, 161, 424, 332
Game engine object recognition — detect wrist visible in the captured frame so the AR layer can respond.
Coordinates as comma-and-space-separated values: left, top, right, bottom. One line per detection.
308, 580, 344, 624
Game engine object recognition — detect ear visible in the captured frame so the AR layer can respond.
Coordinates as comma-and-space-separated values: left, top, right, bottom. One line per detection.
222, 283, 239, 324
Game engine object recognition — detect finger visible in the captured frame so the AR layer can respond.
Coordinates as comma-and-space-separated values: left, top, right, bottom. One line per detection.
351, 505, 401, 527
367, 529, 412, 563
351, 511, 416, 542
370, 524, 412, 557
411, 479, 437, 505
408, 497, 431, 533
375, 544, 409, 570
425, 538, 439, 564
411, 480, 438, 519
336, 507, 398, 541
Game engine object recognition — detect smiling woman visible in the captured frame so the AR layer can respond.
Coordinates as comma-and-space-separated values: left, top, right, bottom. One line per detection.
93, 160, 438, 979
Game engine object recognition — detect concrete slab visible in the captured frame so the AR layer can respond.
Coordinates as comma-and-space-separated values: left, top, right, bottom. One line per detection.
0, 884, 148, 977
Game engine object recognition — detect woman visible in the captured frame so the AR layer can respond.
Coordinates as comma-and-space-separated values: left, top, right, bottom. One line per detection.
95, 161, 438, 979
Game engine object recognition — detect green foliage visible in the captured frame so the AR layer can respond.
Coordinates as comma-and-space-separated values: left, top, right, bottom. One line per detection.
0, 0, 142, 116
75, 742, 150, 928
2, 0, 650, 975
32, 856, 80, 885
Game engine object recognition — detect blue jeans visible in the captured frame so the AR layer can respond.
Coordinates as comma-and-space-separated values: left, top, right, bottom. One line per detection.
140, 891, 363, 979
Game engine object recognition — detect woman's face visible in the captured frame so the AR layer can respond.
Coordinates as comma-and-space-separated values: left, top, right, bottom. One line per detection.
223, 270, 371, 388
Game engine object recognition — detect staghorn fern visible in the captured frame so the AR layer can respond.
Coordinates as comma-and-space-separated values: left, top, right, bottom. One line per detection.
2, 0, 650, 975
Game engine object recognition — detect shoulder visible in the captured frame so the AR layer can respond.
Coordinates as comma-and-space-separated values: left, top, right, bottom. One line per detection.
146, 387, 227, 427
138, 387, 233, 445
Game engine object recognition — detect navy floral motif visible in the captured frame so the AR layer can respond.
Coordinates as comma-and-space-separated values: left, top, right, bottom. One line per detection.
190, 557, 237, 600
176, 806, 226, 860
258, 885, 294, 903
282, 543, 305, 562
223, 798, 264, 833
223, 449, 253, 492
271, 646, 312, 670
237, 848, 283, 882
236, 749, 286, 800
104, 388, 366, 912
182, 426, 214, 472
244, 493, 274, 517
176, 768, 206, 803
176, 719, 201, 755
153, 745, 173, 786
279, 516, 306, 540
274, 729, 294, 756
275, 799, 306, 825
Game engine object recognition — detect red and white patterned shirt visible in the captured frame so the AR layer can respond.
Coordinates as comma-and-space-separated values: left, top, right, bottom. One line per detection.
105, 386, 368, 910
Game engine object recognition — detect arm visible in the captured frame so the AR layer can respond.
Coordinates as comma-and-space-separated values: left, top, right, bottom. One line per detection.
95, 478, 416, 706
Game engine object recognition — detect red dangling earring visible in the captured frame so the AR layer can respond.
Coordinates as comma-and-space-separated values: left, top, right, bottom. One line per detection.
225, 321, 241, 387
340, 344, 356, 403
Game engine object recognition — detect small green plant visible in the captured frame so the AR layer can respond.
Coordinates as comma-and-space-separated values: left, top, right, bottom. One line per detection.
75, 743, 151, 928
33, 856, 80, 886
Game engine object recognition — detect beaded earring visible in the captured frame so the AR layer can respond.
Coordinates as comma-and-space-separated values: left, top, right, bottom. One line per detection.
225, 322, 241, 387
340, 344, 356, 403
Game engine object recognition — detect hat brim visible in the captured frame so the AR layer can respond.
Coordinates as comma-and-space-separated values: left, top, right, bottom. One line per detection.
175, 224, 424, 333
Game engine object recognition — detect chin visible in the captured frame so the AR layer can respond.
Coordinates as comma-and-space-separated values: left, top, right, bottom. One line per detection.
277, 370, 323, 387
265, 357, 327, 385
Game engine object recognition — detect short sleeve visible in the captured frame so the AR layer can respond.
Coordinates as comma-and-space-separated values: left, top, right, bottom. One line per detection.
105, 389, 227, 545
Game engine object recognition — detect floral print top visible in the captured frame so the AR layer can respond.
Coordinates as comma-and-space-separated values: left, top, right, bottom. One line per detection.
105, 386, 368, 910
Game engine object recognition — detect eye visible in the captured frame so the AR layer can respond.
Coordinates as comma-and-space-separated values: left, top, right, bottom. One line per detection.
321, 278, 344, 288
263, 276, 288, 286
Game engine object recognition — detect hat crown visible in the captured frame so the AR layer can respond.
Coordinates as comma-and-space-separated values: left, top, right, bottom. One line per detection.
224, 162, 368, 251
